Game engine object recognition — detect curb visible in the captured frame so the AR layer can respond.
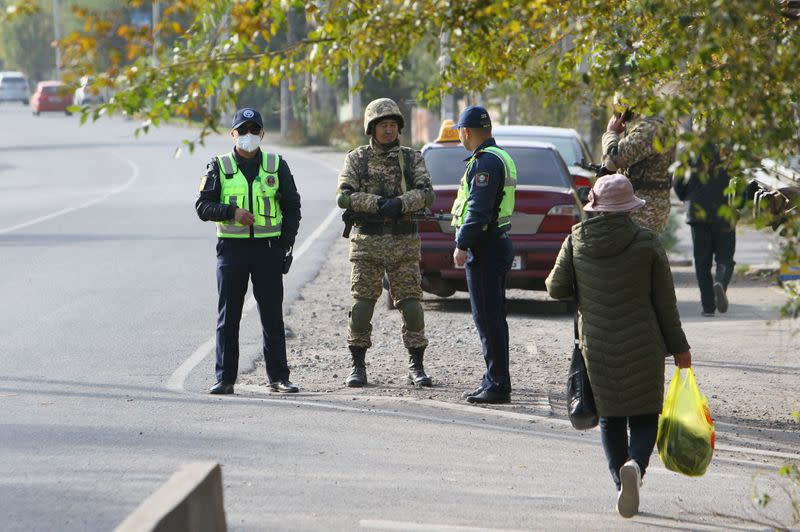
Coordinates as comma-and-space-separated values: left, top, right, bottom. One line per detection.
235, 385, 800, 463
115, 462, 226, 532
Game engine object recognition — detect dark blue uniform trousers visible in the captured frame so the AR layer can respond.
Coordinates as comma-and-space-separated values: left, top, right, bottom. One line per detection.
465, 235, 514, 393
215, 238, 289, 384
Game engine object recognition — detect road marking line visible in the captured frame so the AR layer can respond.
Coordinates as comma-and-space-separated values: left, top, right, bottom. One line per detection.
167, 205, 341, 392
0, 157, 140, 235
360, 519, 528, 531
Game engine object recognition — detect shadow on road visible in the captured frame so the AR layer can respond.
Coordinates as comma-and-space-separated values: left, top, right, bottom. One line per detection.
422, 296, 571, 316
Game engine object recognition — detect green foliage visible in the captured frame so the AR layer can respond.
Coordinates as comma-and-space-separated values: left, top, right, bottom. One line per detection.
5, 1, 799, 288
0, 4, 54, 81
659, 211, 680, 252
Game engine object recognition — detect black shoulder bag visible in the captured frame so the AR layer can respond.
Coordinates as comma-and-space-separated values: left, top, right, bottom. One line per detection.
566, 236, 599, 430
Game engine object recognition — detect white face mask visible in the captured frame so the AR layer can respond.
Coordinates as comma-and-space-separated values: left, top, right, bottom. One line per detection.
236, 133, 261, 152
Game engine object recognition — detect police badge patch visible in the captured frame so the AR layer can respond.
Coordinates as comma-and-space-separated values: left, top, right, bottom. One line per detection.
475, 173, 489, 187
267, 176, 276, 187
243, 109, 255, 118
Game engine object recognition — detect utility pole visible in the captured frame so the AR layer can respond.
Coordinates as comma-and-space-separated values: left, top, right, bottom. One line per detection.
348, 63, 362, 121
506, 94, 518, 125
52, 0, 62, 79
439, 30, 455, 123
152, 0, 160, 66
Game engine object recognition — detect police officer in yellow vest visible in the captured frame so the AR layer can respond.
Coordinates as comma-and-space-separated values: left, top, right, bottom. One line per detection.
451, 106, 517, 404
196, 108, 301, 395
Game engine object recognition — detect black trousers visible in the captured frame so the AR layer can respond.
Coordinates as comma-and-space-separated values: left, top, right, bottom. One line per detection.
690, 223, 736, 313
465, 235, 514, 393
599, 414, 659, 490
215, 238, 289, 384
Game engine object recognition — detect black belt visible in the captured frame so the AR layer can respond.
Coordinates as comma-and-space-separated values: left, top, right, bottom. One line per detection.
353, 221, 417, 236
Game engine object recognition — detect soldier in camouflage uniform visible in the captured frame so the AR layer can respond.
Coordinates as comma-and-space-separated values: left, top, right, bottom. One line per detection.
602, 97, 675, 234
336, 98, 435, 388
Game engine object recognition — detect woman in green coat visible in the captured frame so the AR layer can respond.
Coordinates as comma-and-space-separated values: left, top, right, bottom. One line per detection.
545, 173, 692, 519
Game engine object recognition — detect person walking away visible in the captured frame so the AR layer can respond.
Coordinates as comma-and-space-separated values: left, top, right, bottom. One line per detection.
673, 142, 736, 316
196, 108, 301, 395
336, 98, 436, 388
602, 93, 675, 234
545, 173, 691, 518
450, 106, 517, 405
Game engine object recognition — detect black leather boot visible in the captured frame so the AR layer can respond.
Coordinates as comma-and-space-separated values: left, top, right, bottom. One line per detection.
346, 346, 367, 387
407, 347, 432, 387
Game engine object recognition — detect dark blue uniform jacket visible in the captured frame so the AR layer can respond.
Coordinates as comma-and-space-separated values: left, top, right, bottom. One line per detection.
456, 138, 508, 250
195, 148, 301, 249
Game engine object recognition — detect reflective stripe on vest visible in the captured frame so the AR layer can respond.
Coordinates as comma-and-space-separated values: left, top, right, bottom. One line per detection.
216, 152, 283, 238
450, 146, 517, 228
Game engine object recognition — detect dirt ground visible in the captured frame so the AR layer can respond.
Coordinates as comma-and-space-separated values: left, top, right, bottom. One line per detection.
242, 236, 800, 450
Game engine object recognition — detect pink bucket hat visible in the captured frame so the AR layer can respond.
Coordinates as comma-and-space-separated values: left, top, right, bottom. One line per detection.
583, 174, 646, 213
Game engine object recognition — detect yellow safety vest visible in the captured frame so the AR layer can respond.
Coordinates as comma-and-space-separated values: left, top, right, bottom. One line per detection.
216, 152, 282, 238
451, 146, 517, 228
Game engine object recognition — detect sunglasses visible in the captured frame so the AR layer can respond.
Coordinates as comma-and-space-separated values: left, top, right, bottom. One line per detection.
235, 124, 262, 135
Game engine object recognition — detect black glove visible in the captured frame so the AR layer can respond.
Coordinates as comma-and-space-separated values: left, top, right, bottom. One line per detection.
377, 197, 403, 219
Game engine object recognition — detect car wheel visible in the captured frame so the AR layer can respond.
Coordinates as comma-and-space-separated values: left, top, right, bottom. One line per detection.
22, 99, 29, 105
65, 110, 72, 116
33, 110, 39, 116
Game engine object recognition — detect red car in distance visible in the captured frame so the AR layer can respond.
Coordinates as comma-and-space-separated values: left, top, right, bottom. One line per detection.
31, 81, 73, 116
417, 122, 584, 298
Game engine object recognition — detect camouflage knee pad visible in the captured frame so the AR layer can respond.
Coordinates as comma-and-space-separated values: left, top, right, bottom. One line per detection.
397, 298, 425, 332
348, 297, 376, 347
397, 299, 428, 349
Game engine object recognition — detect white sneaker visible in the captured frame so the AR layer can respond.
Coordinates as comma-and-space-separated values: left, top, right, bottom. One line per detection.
617, 460, 641, 518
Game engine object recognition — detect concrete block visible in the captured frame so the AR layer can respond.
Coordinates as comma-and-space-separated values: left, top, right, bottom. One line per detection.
115, 462, 226, 532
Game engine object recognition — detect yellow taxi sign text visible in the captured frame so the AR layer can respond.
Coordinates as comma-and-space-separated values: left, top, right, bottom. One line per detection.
435, 119, 460, 143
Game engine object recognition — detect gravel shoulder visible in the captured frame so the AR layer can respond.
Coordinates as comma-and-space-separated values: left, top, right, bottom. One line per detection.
242, 234, 800, 451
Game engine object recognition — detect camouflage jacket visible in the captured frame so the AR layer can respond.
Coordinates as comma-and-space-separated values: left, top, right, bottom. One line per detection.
602, 116, 675, 191
336, 138, 434, 216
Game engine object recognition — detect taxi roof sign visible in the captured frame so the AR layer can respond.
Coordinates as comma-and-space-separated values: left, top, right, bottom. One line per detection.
435, 119, 460, 143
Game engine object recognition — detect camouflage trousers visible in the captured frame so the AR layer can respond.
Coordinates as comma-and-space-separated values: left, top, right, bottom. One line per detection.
348, 233, 427, 348
632, 189, 671, 234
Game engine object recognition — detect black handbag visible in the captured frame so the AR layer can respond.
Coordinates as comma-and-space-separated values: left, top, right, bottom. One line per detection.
565, 236, 599, 430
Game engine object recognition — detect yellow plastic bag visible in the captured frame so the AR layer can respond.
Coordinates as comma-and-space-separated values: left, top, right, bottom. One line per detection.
657, 367, 715, 477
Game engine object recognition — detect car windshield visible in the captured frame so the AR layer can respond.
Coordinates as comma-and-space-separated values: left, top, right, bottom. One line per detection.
2, 78, 27, 87
42, 86, 62, 95
424, 146, 569, 188
493, 134, 583, 165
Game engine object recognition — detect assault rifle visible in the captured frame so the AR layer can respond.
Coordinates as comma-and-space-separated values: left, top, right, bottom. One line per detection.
576, 161, 613, 178
341, 209, 453, 238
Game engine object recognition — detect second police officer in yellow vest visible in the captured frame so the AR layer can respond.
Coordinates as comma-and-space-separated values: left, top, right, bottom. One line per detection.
196, 108, 301, 395
451, 106, 517, 404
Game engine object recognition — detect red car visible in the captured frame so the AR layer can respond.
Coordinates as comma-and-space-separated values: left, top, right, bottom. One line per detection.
31, 81, 73, 116
418, 123, 583, 297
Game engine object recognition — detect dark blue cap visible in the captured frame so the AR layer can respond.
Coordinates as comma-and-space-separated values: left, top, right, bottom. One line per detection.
231, 108, 263, 130
452, 105, 492, 129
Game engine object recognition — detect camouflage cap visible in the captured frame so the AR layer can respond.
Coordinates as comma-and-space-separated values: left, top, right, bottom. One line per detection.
364, 98, 405, 135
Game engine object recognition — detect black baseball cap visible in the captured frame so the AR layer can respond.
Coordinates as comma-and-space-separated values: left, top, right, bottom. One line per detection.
231, 108, 263, 130
451, 105, 492, 129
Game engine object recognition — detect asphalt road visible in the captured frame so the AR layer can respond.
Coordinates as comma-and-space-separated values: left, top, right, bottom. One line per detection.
0, 105, 794, 531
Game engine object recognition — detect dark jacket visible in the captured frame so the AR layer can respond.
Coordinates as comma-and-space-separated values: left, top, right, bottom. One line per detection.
673, 145, 733, 225
456, 138, 509, 250
195, 148, 301, 248
545, 213, 690, 417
